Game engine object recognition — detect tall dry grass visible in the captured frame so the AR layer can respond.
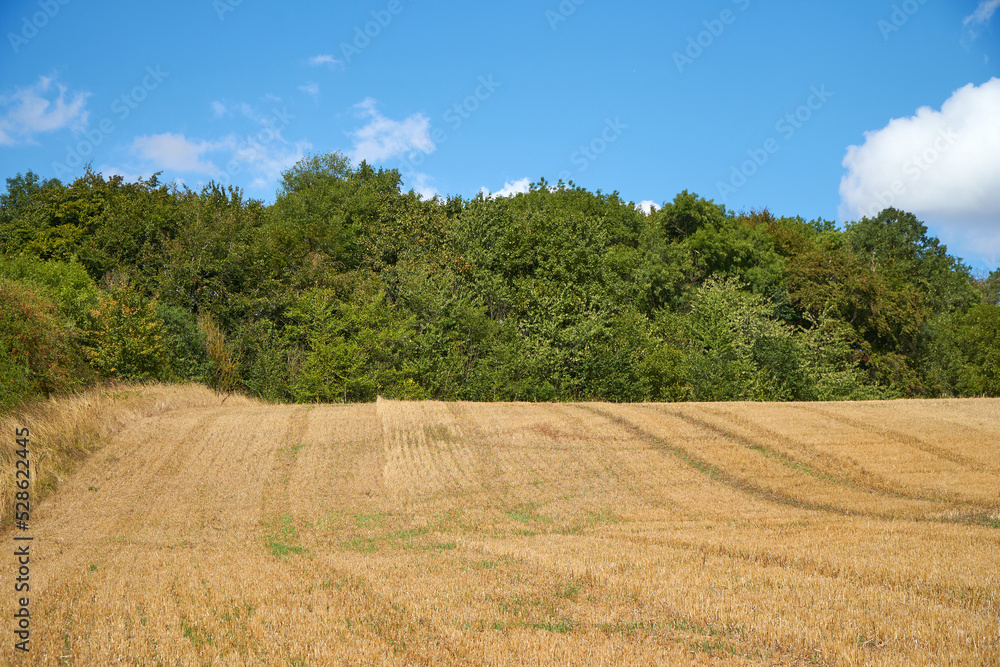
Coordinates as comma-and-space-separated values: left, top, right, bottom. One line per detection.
0, 383, 254, 526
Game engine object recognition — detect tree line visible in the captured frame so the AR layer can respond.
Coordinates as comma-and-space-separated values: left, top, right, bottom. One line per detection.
2, 152, 998, 411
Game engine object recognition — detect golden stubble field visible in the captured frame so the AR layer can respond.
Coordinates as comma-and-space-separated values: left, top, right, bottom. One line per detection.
1, 391, 998, 665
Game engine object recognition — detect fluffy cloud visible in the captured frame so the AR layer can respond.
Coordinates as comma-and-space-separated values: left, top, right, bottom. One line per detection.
636, 200, 660, 214
131, 132, 224, 174
481, 177, 531, 199
123, 100, 309, 196
838, 78, 1000, 258
348, 98, 435, 164
0, 76, 89, 145
299, 82, 320, 97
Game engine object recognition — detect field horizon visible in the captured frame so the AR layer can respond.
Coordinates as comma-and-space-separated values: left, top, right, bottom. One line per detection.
2, 386, 998, 664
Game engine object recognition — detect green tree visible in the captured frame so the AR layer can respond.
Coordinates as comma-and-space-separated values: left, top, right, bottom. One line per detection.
158, 183, 270, 327
684, 213, 788, 301
265, 153, 410, 282
952, 304, 1000, 395
83, 276, 167, 382
283, 283, 420, 402
650, 190, 728, 240
158, 304, 209, 383
845, 208, 977, 315
680, 279, 875, 401
0, 171, 63, 255
923, 304, 1000, 397
388, 260, 499, 399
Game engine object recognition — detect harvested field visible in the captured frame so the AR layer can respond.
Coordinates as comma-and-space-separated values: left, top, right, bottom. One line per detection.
2, 392, 998, 665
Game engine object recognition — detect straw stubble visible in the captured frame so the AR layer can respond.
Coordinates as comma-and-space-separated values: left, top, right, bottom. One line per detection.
1, 391, 997, 665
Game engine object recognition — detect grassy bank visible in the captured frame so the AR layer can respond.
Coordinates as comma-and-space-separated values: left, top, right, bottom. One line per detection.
0, 383, 254, 527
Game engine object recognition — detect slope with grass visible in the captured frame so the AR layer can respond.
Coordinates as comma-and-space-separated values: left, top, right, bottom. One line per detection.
1, 390, 998, 665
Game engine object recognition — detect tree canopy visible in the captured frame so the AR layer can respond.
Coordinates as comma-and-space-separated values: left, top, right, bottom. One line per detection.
2, 154, 996, 408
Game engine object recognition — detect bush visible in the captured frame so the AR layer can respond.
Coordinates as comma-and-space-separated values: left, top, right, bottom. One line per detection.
927, 304, 1000, 397
680, 279, 878, 401
0, 279, 90, 411
581, 307, 687, 402
954, 304, 1000, 396
233, 318, 294, 403
198, 311, 241, 396
158, 304, 210, 382
284, 285, 420, 402
83, 276, 167, 382
0, 256, 99, 329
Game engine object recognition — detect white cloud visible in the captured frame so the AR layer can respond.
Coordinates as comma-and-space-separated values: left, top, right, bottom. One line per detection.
839, 78, 1000, 259
123, 101, 310, 196
481, 177, 531, 199
209, 101, 260, 121
299, 82, 320, 97
962, 0, 1000, 25
125, 128, 311, 195
235, 102, 258, 121
405, 172, 439, 201
245, 139, 313, 190
309, 54, 341, 68
131, 132, 224, 175
964, 0, 1000, 40
211, 100, 283, 128
0, 76, 89, 145
637, 200, 659, 214
348, 98, 435, 164
96, 165, 154, 183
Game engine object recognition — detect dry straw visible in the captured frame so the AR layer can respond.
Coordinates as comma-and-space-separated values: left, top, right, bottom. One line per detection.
0, 393, 997, 664
0, 383, 253, 527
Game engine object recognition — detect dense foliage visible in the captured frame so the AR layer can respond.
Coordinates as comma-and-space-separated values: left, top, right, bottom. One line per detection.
2, 156, 997, 408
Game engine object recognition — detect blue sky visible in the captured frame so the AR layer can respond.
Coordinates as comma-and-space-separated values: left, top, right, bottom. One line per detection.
1, 0, 998, 269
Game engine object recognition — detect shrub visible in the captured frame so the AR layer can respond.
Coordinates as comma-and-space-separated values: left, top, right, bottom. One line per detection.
158, 304, 210, 382
0, 279, 90, 411
198, 311, 241, 397
680, 279, 879, 401
284, 286, 419, 402
83, 276, 167, 382
0, 256, 99, 329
